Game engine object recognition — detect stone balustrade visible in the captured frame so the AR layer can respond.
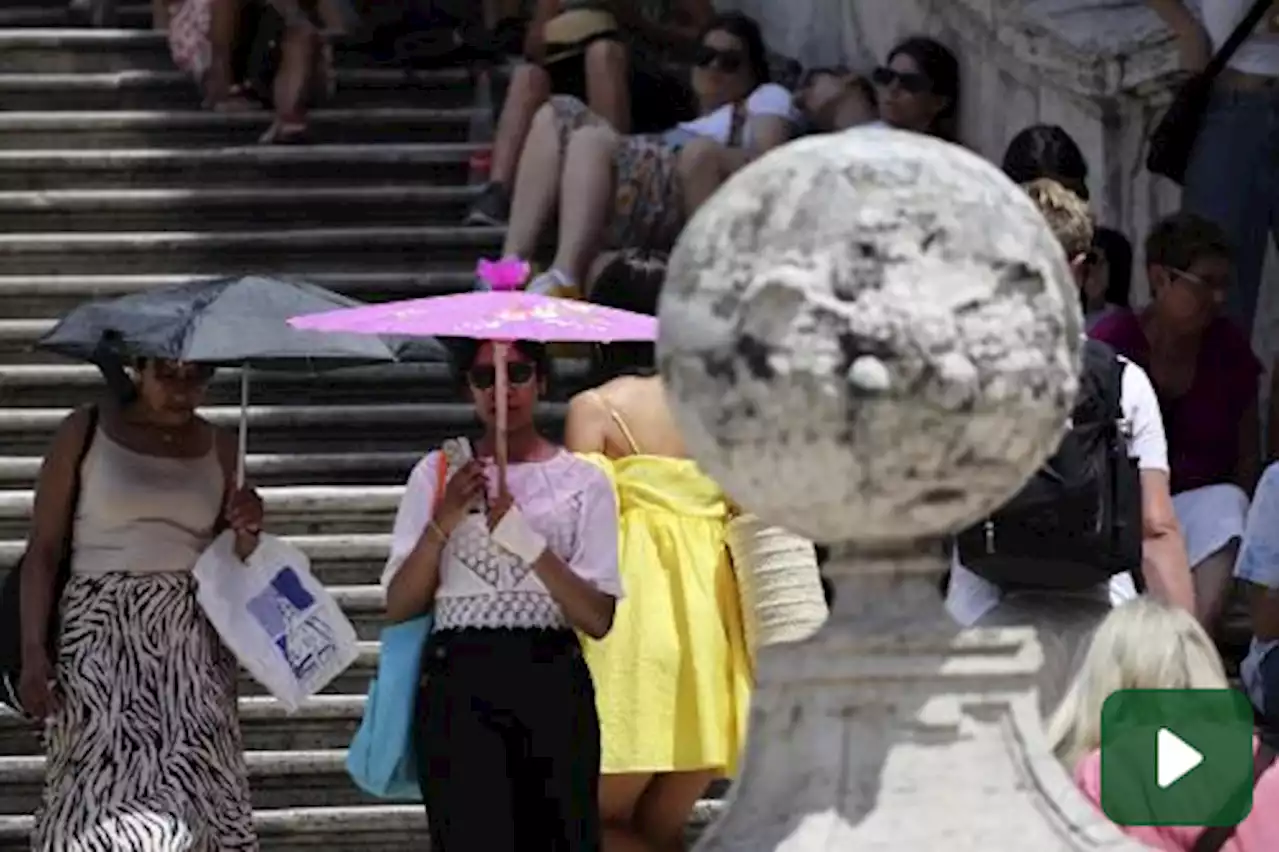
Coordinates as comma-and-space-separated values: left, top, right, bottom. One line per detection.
658, 127, 1152, 849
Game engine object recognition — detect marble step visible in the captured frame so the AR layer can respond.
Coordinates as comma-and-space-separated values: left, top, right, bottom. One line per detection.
0, 362, 590, 408
0, 532, 393, 582
0, 448, 421, 487
0, 107, 478, 148
0, 143, 480, 190
0, 29, 510, 73
0, 748, 401, 812
0, 3, 149, 28
0, 224, 504, 274
0, 68, 478, 110
0, 271, 473, 318
0, 802, 725, 850
0, 694, 369, 755
0, 185, 479, 231
0, 401, 565, 454
0, 479, 414, 535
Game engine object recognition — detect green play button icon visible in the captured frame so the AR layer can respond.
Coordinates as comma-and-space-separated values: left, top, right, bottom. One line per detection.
1100, 689, 1257, 827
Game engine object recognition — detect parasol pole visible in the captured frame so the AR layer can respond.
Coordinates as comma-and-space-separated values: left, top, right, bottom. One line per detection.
236, 367, 250, 490
493, 340, 509, 495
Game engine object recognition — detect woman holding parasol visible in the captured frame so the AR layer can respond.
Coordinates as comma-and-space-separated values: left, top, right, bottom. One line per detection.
381, 337, 623, 850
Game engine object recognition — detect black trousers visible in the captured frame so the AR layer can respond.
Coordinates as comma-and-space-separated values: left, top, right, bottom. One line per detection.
414, 628, 602, 851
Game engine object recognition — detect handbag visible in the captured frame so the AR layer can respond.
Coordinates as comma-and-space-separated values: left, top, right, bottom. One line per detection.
1190, 739, 1276, 852
1146, 0, 1271, 184
0, 405, 99, 715
346, 451, 449, 800
725, 513, 829, 664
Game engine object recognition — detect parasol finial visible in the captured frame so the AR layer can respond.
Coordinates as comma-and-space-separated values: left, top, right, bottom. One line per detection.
476, 258, 531, 292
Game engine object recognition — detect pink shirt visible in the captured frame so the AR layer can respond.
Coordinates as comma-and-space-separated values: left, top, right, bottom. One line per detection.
1074, 744, 1279, 852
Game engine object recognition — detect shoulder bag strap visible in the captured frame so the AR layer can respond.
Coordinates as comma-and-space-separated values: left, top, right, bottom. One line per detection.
1202, 0, 1272, 83
1191, 740, 1277, 852
69, 404, 99, 511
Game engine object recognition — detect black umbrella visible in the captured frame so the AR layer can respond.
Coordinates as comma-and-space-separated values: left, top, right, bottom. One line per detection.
38, 275, 447, 484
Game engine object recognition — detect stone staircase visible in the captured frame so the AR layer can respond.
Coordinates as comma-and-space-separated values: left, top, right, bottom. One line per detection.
0, 10, 722, 849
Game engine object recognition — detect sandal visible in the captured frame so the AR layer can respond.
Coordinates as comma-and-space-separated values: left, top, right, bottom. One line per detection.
259, 121, 311, 145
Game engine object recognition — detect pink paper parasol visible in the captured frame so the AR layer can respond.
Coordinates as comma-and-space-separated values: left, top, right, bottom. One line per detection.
289, 274, 657, 488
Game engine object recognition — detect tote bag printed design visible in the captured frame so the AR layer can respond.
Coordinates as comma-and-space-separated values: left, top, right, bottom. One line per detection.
245, 565, 345, 685
195, 531, 359, 711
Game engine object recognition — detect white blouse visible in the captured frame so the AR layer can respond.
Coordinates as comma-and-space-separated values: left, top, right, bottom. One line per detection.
382, 448, 623, 631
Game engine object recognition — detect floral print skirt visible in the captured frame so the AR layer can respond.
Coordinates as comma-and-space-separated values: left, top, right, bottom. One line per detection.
547, 95, 687, 254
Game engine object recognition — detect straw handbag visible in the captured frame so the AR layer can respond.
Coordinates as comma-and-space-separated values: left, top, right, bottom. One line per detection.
725, 513, 829, 659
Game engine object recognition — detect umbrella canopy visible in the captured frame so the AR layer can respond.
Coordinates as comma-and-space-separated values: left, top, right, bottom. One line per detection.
287, 290, 658, 344
39, 275, 447, 369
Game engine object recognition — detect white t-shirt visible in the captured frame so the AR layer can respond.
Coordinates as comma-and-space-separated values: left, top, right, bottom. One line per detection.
1191, 0, 1278, 77
945, 357, 1169, 627
674, 83, 797, 147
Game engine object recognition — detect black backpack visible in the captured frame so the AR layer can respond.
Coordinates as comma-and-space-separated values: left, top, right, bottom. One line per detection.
955, 340, 1143, 591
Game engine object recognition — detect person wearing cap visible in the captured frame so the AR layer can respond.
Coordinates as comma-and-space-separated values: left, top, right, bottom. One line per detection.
464, 0, 715, 227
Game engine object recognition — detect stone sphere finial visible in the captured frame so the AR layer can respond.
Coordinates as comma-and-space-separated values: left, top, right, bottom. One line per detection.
657, 128, 1083, 545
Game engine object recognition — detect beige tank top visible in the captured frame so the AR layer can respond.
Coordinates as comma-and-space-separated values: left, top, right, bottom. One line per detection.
71, 429, 225, 576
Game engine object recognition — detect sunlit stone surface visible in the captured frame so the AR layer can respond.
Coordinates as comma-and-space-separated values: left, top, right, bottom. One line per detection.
658, 128, 1147, 851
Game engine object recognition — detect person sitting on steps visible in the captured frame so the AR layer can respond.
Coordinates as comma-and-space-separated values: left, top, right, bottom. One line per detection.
465, 0, 715, 227
490, 11, 795, 298
946, 179, 1194, 718
1091, 212, 1264, 633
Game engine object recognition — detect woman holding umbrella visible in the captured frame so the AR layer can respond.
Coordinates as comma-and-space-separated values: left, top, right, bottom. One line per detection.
23, 357, 265, 850
382, 338, 623, 851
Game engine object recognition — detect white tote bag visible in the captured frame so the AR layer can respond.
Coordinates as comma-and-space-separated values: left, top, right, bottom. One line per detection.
193, 530, 359, 711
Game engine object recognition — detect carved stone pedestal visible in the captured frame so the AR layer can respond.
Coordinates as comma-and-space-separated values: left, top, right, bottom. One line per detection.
656, 129, 1149, 849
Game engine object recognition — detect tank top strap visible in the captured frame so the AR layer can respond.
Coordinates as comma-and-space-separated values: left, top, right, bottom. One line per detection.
587, 390, 642, 455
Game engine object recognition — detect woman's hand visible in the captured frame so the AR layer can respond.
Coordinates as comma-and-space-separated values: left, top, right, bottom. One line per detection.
226, 486, 264, 561
17, 651, 55, 721
488, 488, 550, 564
432, 460, 486, 536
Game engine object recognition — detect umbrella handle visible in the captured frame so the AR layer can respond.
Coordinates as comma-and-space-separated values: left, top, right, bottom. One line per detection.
494, 341, 508, 495
236, 369, 249, 490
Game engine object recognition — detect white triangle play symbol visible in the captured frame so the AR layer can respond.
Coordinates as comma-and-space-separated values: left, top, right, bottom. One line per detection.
1156, 727, 1204, 789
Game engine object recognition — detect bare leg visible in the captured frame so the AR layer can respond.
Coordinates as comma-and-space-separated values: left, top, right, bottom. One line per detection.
491, 64, 553, 189
547, 124, 621, 284
600, 773, 655, 852
676, 138, 732, 218
261, 25, 317, 142
203, 0, 242, 106
583, 39, 631, 134
151, 0, 169, 30
633, 770, 719, 852
1193, 541, 1240, 634
501, 103, 571, 259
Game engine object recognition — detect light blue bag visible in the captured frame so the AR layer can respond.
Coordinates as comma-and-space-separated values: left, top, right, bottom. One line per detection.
346, 614, 432, 801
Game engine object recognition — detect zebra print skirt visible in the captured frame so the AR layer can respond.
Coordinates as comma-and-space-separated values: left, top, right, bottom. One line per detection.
32, 572, 258, 851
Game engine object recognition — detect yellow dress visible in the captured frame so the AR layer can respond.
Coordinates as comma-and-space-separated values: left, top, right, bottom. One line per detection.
577, 451, 753, 776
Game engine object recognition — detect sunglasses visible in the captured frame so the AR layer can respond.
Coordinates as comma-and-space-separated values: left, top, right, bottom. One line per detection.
467, 361, 536, 390
1168, 267, 1230, 299
695, 45, 744, 73
871, 66, 931, 95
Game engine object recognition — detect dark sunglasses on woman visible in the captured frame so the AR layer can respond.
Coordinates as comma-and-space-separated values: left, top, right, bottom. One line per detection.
467, 361, 536, 390
871, 66, 931, 95
695, 45, 744, 73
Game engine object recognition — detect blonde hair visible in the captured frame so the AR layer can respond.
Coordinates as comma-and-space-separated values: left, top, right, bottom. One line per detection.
1022, 177, 1095, 260
1046, 599, 1228, 769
